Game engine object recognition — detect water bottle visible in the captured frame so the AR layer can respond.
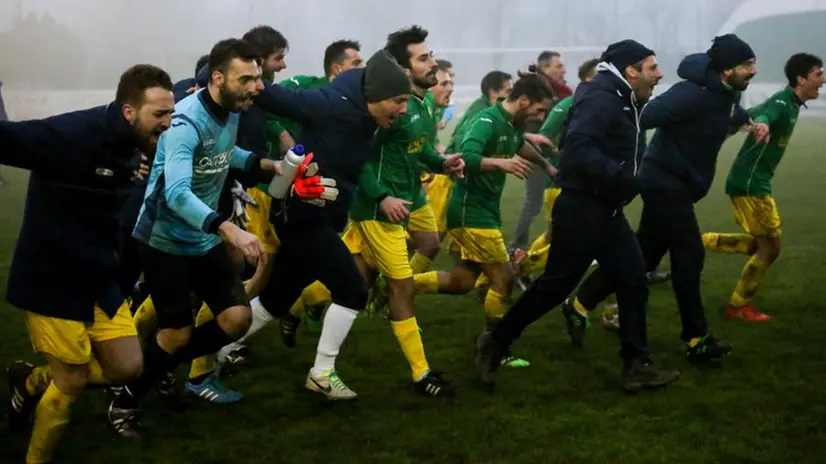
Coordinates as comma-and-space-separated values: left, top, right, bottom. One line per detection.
268, 144, 306, 199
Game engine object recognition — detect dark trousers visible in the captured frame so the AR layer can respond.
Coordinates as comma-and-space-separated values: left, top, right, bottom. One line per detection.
492, 189, 650, 361
258, 218, 368, 317
577, 189, 707, 341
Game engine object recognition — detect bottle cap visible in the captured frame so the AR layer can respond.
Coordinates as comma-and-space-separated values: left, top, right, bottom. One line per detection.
293, 144, 305, 156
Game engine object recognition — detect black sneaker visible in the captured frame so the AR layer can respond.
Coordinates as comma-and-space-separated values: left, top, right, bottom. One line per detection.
685, 334, 732, 362
561, 297, 589, 348
280, 313, 300, 348
475, 332, 504, 389
108, 400, 142, 439
646, 270, 672, 285
156, 371, 186, 413
414, 370, 456, 397
6, 360, 40, 432
622, 358, 680, 392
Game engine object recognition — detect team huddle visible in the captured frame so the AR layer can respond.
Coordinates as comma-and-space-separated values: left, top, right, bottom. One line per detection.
0, 22, 823, 463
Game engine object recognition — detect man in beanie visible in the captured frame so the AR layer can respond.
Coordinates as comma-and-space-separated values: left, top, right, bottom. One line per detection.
476, 39, 680, 392
222, 48, 412, 400
566, 34, 767, 363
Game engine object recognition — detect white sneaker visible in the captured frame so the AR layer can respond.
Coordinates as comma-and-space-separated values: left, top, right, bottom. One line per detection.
304, 369, 357, 401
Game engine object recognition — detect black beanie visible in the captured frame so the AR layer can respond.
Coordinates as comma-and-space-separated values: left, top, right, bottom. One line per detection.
707, 34, 755, 71
600, 39, 655, 71
364, 50, 411, 103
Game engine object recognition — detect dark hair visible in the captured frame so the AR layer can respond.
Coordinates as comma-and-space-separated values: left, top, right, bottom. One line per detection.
785, 53, 823, 87
194, 54, 209, 77
116, 64, 173, 106
537, 50, 561, 66
242, 25, 288, 59
480, 70, 512, 97
384, 25, 429, 70
436, 59, 453, 71
578, 58, 600, 81
507, 74, 554, 103
208, 38, 260, 74
323, 39, 361, 76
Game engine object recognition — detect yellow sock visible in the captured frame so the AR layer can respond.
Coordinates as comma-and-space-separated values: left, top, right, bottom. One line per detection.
523, 233, 550, 276
413, 271, 440, 294
133, 297, 158, 339
409, 252, 433, 274
572, 297, 590, 317
302, 281, 331, 307
484, 288, 508, 331
26, 382, 77, 464
688, 337, 703, 348
475, 273, 490, 289
390, 317, 430, 381
702, 232, 754, 255
25, 366, 51, 397
289, 296, 306, 316
188, 304, 215, 380
730, 254, 770, 307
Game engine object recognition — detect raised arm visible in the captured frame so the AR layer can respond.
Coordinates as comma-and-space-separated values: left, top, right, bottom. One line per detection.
253, 82, 334, 126
0, 112, 95, 174
162, 121, 224, 234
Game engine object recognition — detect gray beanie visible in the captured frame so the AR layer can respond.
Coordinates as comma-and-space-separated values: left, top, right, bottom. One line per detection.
364, 50, 411, 103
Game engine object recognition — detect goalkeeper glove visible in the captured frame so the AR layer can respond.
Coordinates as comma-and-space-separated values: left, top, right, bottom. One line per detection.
291, 153, 339, 207
230, 180, 257, 229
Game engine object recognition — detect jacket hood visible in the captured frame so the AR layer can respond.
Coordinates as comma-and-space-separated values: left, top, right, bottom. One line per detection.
592, 64, 635, 102
330, 68, 369, 113
677, 53, 724, 90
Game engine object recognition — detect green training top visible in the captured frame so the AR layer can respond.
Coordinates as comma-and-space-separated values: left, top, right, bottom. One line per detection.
726, 86, 802, 197
349, 93, 445, 225
537, 94, 572, 188
446, 96, 491, 153
446, 102, 525, 230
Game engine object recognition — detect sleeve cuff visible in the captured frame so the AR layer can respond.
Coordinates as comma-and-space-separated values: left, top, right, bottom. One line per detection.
375, 193, 389, 204
203, 212, 228, 235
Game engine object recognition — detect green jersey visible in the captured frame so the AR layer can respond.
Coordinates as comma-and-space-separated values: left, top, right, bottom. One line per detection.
537, 95, 573, 187
274, 75, 330, 139
446, 102, 524, 229
726, 86, 802, 197
446, 96, 490, 153
349, 93, 445, 224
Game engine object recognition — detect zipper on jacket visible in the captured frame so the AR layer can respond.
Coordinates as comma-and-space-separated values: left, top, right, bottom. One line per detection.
630, 93, 647, 176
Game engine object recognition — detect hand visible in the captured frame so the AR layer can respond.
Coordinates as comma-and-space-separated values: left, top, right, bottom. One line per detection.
524, 132, 553, 147
499, 156, 534, 179
186, 85, 199, 94
244, 252, 270, 298
441, 153, 465, 179
438, 120, 447, 130
751, 122, 770, 144
261, 158, 283, 176
434, 144, 446, 155
379, 196, 412, 223
219, 222, 265, 263
134, 153, 150, 180
546, 164, 559, 177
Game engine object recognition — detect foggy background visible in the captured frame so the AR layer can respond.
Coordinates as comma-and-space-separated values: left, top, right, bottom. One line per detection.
1, 0, 825, 118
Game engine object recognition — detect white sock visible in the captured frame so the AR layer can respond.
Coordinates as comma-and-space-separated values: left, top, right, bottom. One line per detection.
311, 303, 359, 377
217, 297, 273, 363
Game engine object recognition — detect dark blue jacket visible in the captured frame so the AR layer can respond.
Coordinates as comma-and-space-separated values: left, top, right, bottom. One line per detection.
639, 53, 749, 202
253, 68, 378, 232
172, 77, 197, 103
1, 103, 143, 322
556, 69, 647, 208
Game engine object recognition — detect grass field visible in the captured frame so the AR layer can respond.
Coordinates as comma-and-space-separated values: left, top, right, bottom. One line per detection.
2, 122, 826, 464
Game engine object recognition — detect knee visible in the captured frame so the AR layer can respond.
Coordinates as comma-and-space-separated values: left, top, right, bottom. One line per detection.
388, 278, 414, 299
417, 239, 440, 259
158, 326, 193, 352
105, 355, 144, 384
219, 306, 253, 338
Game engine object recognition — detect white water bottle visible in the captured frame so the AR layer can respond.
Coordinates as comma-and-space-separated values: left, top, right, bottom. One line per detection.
268, 144, 306, 199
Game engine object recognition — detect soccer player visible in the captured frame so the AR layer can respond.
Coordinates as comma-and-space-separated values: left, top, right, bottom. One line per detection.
3, 64, 174, 464
563, 35, 765, 363
107, 39, 288, 437
345, 26, 464, 396
431, 59, 455, 130
475, 40, 681, 392
412, 75, 556, 367
703, 53, 824, 320
244, 49, 413, 400
423, 60, 457, 235
447, 70, 513, 155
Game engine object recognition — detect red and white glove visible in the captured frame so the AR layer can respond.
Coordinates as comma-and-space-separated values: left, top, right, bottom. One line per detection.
291, 153, 338, 207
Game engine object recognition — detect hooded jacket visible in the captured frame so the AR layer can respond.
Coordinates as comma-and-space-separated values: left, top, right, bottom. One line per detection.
555, 63, 647, 208
253, 68, 378, 231
639, 53, 750, 202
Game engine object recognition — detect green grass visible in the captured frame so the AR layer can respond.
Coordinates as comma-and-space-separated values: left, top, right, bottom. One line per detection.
3, 123, 826, 464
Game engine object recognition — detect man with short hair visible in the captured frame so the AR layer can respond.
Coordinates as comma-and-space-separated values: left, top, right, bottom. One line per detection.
703, 52, 824, 321
3, 64, 174, 464
447, 70, 512, 154
476, 40, 681, 392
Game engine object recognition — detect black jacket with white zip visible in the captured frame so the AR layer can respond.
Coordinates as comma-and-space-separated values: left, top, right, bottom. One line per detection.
555, 64, 647, 208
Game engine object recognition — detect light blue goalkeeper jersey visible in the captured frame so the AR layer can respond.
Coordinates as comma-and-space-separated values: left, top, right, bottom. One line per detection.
133, 90, 255, 256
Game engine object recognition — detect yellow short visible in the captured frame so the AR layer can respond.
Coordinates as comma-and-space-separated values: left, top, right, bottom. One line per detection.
407, 202, 438, 233
426, 174, 454, 232
730, 195, 782, 238
25, 302, 137, 365
245, 188, 280, 254
345, 220, 413, 280
544, 187, 562, 221
448, 228, 509, 264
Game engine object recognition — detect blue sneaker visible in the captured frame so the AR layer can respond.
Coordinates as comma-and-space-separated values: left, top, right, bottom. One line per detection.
184, 374, 243, 404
